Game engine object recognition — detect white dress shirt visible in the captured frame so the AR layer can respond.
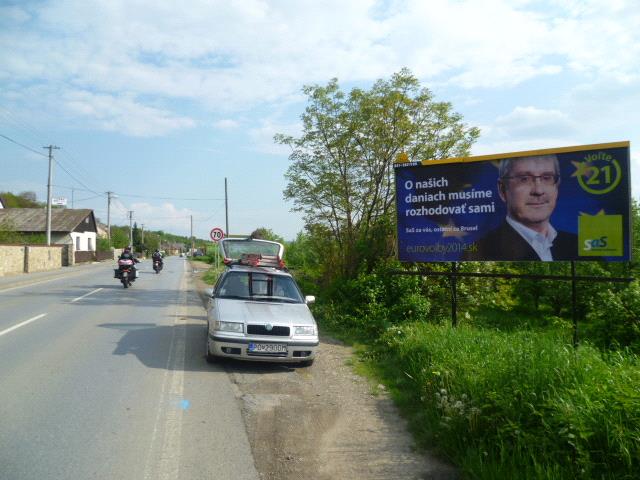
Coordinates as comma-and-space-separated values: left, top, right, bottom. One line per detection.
506, 216, 558, 261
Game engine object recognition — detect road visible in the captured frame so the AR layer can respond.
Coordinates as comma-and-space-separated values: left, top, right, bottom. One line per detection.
0, 257, 258, 480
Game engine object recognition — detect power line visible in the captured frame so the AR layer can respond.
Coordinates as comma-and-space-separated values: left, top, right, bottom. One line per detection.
116, 193, 225, 201
74, 194, 105, 203
0, 133, 48, 157
1, 106, 105, 194
54, 158, 103, 196
140, 215, 192, 220
52, 184, 96, 193
0, 107, 53, 149
55, 145, 105, 193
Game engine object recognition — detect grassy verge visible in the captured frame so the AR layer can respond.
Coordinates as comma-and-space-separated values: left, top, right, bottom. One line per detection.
200, 264, 223, 284
318, 317, 640, 479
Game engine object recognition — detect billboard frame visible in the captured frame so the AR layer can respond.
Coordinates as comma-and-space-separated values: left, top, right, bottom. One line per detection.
395, 141, 632, 263
394, 141, 634, 346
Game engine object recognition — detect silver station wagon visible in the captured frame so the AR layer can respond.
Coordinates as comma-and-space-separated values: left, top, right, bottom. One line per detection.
206, 238, 319, 366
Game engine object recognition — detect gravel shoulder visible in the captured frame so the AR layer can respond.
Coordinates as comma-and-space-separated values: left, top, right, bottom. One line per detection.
190, 261, 458, 480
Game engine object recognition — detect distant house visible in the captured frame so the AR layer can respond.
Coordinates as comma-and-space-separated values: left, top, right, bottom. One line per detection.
0, 208, 98, 251
164, 242, 185, 256
96, 221, 108, 239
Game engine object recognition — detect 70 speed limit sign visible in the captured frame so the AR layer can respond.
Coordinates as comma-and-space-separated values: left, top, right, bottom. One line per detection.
210, 227, 225, 242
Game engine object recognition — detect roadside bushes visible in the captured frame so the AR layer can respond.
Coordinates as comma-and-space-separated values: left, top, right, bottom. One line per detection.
583, 280, 640, 352
314, 259, 435, 339
374, 322, 640, 479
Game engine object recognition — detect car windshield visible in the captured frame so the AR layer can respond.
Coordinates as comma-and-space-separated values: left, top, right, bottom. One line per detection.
216, 271, 304, 303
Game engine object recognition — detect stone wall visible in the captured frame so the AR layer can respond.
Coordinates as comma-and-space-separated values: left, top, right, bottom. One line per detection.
0, 245, 26, 276
26, 245, 63, 273
0, 245, 67, 276
96, 249, 116, 261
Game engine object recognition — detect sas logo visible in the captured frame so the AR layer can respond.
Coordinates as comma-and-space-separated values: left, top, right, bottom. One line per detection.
583, 236, 608, 251
578, 214, 623, 257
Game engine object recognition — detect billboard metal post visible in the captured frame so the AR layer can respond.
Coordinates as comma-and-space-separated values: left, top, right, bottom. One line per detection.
571, 261, 578, 347
392, 267, 632, 347
451, 262, 458, 327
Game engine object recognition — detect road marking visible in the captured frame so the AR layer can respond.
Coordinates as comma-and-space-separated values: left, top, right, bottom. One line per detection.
144, 260, 187, 480
0, 266, 104, 294
0, 276, 71, 293
71, 287, 103, 303
0, 313, 47, 337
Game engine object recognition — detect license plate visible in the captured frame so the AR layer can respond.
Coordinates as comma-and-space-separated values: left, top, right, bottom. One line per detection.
248, 343, 287, 353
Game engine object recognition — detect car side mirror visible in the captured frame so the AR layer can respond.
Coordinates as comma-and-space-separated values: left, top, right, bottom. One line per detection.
207, 288, 215, 298
305, 295, 315, 304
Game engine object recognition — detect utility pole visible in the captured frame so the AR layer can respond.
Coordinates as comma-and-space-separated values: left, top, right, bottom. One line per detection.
225, 177, 229, 236
129, 211, 133, 248
190, 215, 194, 256
106, 192, 113, 246
71, 187, 74, 208
43, 145, 60, 246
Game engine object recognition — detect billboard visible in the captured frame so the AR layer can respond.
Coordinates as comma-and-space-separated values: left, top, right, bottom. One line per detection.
395, 141, 631, 262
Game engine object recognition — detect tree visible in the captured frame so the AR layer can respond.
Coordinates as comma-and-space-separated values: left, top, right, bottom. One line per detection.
19, 191, 37, 203
132, 222, 141, 251
0, 191, 42, 208
110, 227, 129, 248
249, 227, 285, 243
276, 69, 479, 276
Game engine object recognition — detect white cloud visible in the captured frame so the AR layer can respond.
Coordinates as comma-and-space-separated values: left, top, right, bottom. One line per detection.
129, 202, 194, 235
64, 91, 195, 137
0, 5, 31, 24
2, 0, 639, 136
473, 106, 577, 155
213, 119, 240, 130
248, 117, 301, 156
631, 151, 640, 199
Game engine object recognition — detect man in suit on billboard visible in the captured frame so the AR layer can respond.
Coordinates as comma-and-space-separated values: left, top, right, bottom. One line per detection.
463, 154, 577, 261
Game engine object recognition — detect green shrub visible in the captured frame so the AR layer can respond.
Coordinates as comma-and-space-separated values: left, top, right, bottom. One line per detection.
315, 259, 436, 340
372, 323, 640, 479
583, 281, 640, 352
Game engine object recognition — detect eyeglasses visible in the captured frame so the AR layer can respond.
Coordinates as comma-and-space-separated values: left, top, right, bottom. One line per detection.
502, 174, 559, 186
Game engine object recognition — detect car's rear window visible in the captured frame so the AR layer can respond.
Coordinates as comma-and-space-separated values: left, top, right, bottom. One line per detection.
216, 271, 304, 303
221, 239, 282, 260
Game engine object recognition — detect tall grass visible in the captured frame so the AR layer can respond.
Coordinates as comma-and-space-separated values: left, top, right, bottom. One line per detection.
369, 323, 640, 479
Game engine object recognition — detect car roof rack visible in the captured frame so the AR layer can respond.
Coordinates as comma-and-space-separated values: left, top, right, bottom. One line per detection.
220, 237, 287, 270
224, 253, 287, 270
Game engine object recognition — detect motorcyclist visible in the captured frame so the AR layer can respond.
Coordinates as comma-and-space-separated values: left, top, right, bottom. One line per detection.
152, 249, 163, 269
118, 246, 140, 279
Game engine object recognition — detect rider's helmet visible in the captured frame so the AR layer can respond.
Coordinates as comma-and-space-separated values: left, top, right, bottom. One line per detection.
124, 246, 131, 253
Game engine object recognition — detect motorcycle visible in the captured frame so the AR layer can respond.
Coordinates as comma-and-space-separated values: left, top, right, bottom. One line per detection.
114, 258, 137, 288
153, 259, 163, 274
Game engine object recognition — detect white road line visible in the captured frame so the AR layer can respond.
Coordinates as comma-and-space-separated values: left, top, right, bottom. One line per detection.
144, 260, 187, 480
0, 276, 71, 293
0, 267, 101, 294
70, 288, 103, 303
0, 313, 47, 337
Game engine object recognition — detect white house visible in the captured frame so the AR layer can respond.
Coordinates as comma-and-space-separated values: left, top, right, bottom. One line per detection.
0, 208, 98, 251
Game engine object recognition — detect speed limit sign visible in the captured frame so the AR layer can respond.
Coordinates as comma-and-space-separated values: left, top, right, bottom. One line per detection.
210, 227, 225, 242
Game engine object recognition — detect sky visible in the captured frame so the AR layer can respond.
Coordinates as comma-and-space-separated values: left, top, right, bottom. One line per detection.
1, 0, 639, 241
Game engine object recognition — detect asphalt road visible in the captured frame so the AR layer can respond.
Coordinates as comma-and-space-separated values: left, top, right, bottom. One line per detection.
0, 256, 258, 480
